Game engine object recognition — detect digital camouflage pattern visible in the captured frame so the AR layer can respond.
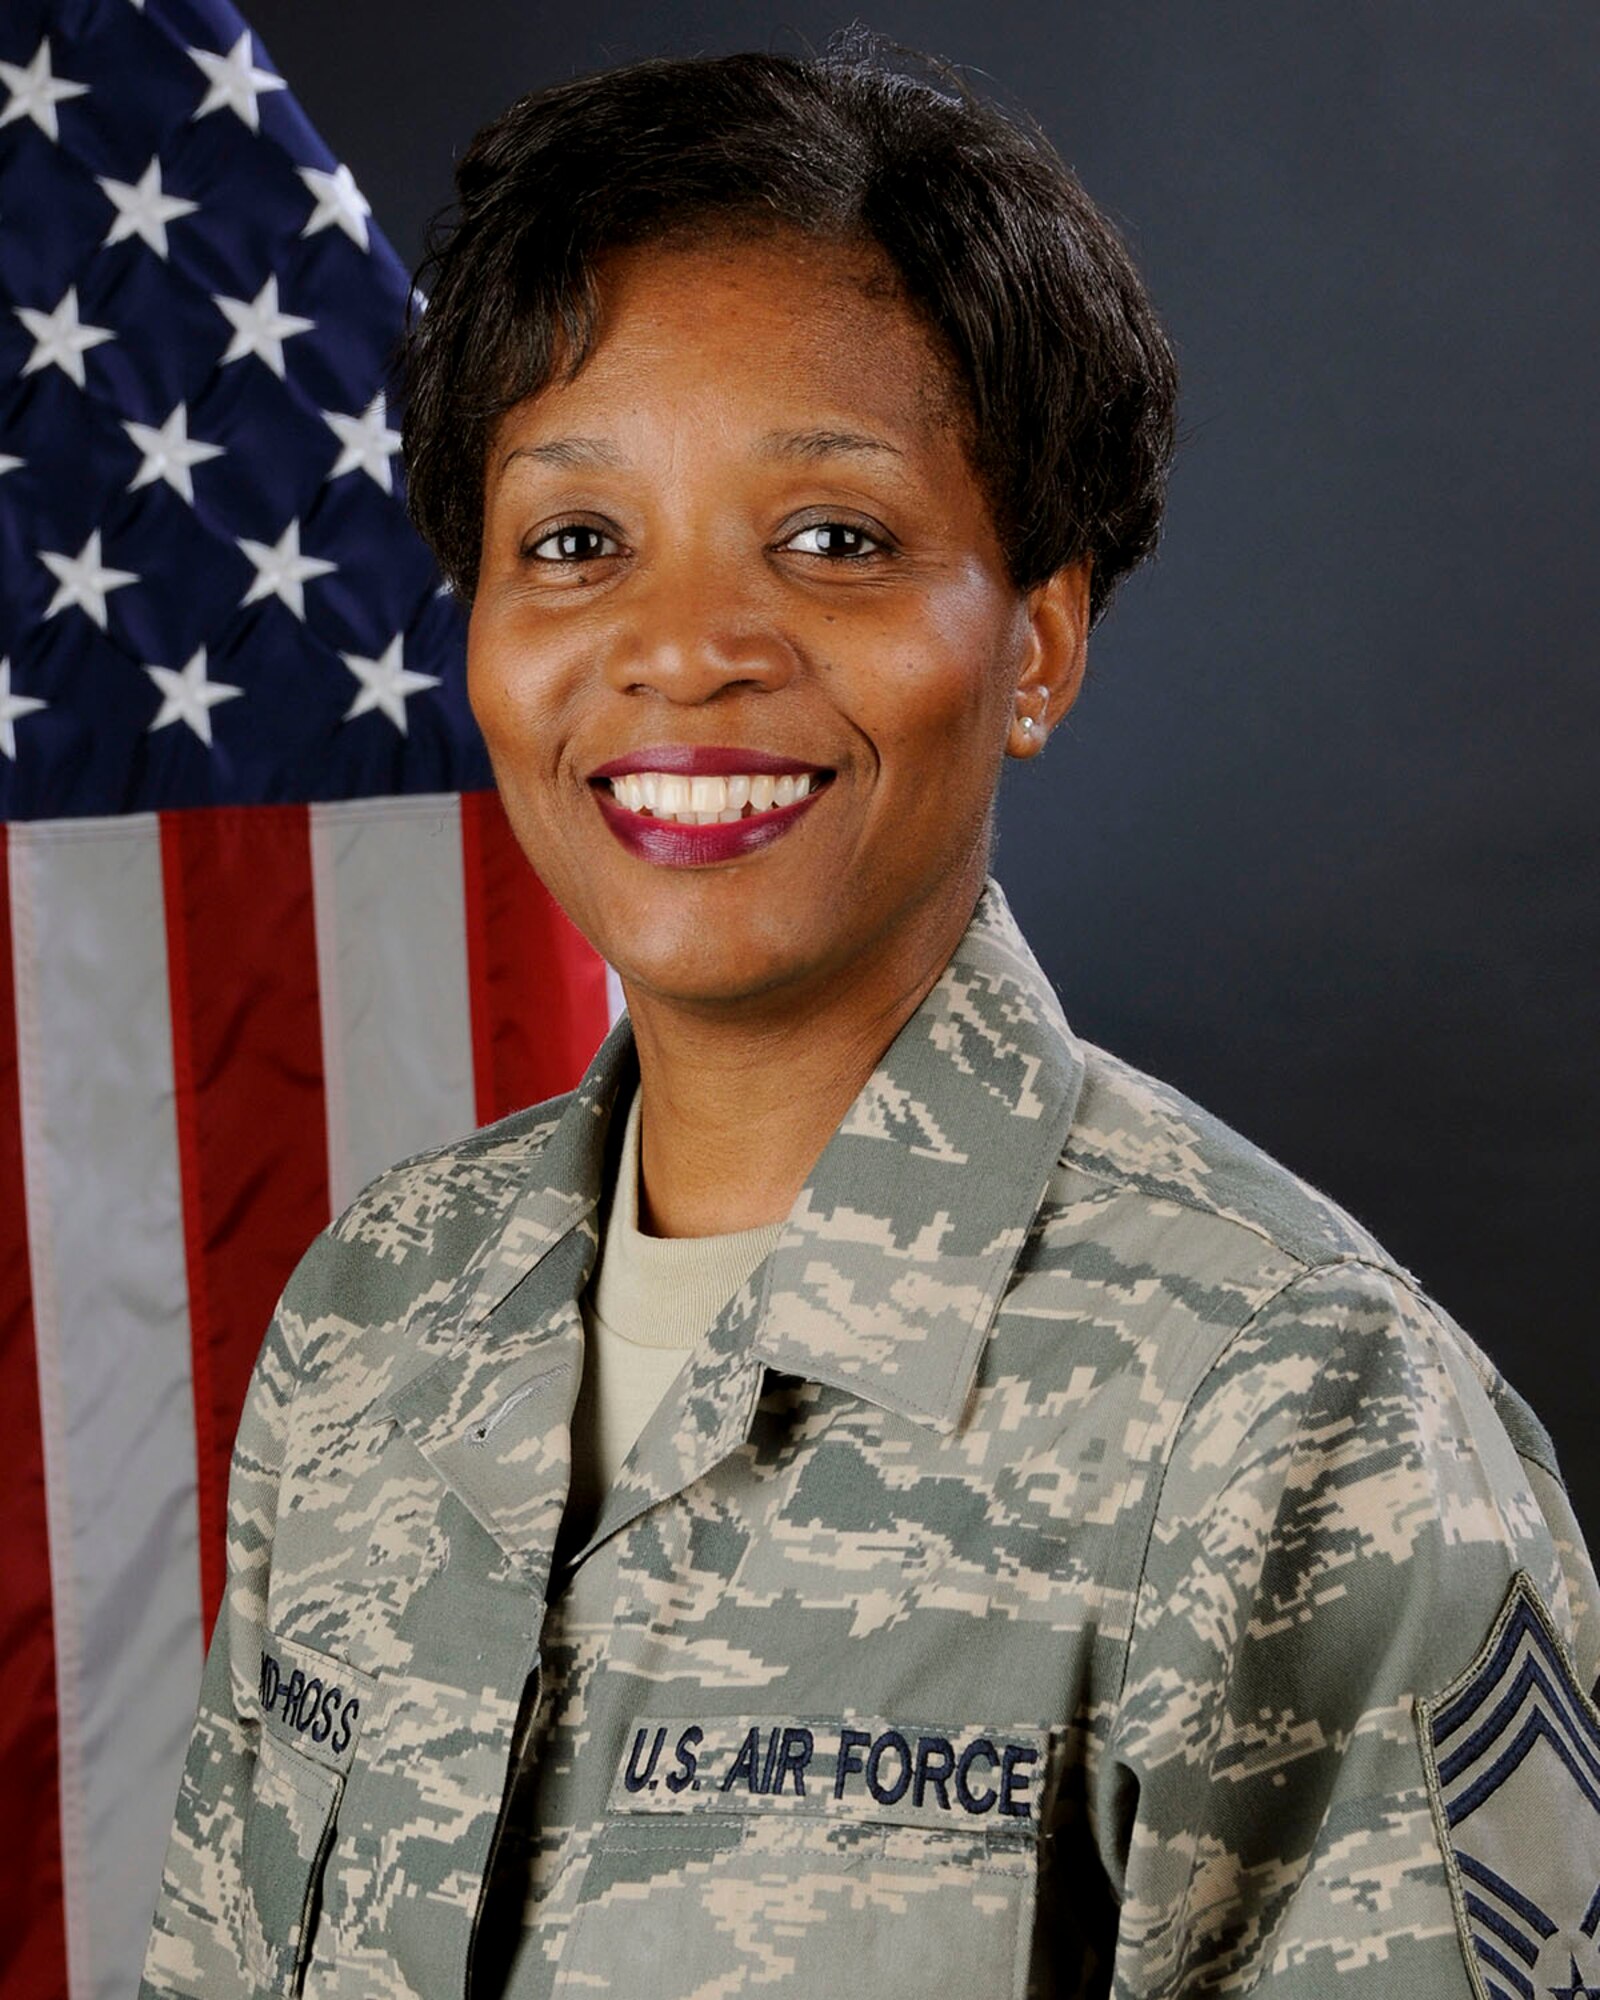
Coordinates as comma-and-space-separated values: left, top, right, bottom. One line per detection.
140, 878, 1600, 2000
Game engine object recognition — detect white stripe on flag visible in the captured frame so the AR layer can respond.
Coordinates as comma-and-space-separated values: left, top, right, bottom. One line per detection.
9, 818, 204, 2000
311, 794, 477, 1212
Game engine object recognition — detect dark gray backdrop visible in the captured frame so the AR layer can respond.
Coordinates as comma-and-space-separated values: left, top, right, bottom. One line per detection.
246, 0, 1599, 1542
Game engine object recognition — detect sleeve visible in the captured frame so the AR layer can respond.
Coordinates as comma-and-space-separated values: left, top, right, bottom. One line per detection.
1096, 1258, 1600, 1998
138, 1288, 302, 2000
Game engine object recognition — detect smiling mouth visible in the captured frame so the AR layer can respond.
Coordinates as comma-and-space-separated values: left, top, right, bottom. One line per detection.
596, 770, 832, 824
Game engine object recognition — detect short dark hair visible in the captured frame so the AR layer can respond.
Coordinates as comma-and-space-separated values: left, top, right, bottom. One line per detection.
400, 30, 1178, 626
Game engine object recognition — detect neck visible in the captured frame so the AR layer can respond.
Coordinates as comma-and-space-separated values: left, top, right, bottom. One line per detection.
623, 888, 979, 1238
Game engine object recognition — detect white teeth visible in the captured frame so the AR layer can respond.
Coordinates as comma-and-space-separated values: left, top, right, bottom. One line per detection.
605, 768, 824, 825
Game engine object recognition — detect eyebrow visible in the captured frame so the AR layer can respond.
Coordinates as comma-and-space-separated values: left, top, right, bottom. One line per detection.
499, 427, 905, 474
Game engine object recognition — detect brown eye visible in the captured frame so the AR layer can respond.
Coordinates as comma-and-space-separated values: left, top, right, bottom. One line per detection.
783, 521, 886, 559
526, 523, 620, 562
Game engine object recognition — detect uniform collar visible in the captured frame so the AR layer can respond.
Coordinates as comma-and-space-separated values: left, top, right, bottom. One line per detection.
746, 877, 1085, 1430
399, 877, 1084, 1439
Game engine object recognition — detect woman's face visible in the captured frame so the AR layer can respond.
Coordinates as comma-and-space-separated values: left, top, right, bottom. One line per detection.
469, 227, 1086, 1017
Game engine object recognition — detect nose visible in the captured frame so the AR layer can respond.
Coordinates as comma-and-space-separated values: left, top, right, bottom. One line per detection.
603, 554, 798, 703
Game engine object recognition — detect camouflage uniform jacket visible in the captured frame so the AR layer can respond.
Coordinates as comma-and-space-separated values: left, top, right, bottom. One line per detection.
142, 878, 1600, 2000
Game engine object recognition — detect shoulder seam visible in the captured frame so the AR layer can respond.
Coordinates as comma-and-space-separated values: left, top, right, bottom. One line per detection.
1053, 1147, 1345, 1274
1382, 1269, 1567, 1490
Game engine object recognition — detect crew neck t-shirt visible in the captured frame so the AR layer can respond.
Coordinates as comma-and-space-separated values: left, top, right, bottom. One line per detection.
567, 1087, 783, 1532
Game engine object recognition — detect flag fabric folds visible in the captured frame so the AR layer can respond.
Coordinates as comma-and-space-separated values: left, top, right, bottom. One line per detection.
0, 4, 614, 1996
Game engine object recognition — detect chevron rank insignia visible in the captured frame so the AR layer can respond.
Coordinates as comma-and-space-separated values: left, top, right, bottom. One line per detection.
1417, 1571, 1600, 2000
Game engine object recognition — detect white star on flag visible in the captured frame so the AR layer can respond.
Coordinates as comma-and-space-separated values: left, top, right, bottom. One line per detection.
189, 31, 286, 133
145, 649, 243, 747
16, 286, 115, 389
298, 163, 371, 251
213, 275, 314, 379
124, 405, 225, 505
0, 39, 88, 144
0, 454, 22, 477
237, 519, 336, 621
341, 636, 440, 735
40, 529, 138, 629
98, 157, 198, 258
324, 393, 401, 491
0, 659, 47, 761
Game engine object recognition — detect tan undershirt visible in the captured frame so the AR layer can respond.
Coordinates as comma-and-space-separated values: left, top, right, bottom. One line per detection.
567, 1087, 783, 1529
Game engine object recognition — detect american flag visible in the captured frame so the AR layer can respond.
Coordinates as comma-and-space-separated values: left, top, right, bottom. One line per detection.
0, 4, 614, 1995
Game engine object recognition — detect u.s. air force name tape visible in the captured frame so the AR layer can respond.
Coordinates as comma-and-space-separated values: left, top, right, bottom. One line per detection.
607, 1717, 1048, 1830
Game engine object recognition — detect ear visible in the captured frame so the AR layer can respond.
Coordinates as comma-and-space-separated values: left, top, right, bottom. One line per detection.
1006, 557, 1090, 760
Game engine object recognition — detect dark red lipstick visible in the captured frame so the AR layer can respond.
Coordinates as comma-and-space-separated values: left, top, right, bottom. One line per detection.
591, 748, 832, 867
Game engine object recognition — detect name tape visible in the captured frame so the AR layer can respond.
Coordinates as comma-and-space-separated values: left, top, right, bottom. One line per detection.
255, 1639, 373, 1775
607, 1717, 1047, 1830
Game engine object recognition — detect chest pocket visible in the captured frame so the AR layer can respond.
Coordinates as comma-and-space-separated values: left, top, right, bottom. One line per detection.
240, 1631, 372, 1993
553, 1717, 1044, 2000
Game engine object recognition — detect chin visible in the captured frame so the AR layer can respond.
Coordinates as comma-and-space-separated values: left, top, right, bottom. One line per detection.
602, 906, 821, 1011
615, 945, 800, 1011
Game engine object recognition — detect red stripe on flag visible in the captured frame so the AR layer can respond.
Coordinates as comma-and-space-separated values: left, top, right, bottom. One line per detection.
0, 827, 70, 2000
161, 807, 330, 1641
460, 789, 610, 1124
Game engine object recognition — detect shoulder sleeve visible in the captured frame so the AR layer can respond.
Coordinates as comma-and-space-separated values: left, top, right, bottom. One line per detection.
1096, 1258, 1600, 1998
139, 1273, 304, 2000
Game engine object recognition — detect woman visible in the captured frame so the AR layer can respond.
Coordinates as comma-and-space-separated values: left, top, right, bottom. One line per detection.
143, 34, 1600, 2000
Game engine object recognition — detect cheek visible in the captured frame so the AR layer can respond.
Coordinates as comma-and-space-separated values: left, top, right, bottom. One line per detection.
463, 649, 498, 744
466, 618, 566, 760
860, 625, 1011, 780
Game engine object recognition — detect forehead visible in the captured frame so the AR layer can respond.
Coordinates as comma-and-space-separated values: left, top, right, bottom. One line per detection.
524, 226, 966, 450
